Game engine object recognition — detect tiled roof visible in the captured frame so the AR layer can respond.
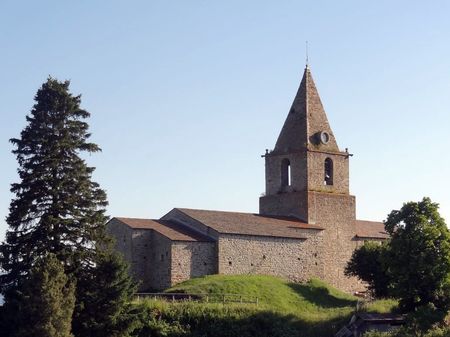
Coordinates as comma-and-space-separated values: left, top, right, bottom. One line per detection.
176, 208, 323, 239
355, 220, 388, 239
114, 217, 212, 242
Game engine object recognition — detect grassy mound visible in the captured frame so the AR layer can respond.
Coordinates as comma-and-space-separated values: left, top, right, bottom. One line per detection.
167, 275, 357, 315
133, 275, 396, 337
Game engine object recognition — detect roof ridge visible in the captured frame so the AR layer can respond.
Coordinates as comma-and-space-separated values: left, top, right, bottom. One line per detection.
175, 207, 256, 215
115, 216, 157, 220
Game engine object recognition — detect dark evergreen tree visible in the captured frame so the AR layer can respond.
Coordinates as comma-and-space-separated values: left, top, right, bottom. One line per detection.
0, 77, 137, 336
0, 77, 108, 289
73, 252, 138, 337
9, 253, 75, 337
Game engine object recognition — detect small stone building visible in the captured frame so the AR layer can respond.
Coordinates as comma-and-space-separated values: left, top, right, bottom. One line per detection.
107, 65, 388, 292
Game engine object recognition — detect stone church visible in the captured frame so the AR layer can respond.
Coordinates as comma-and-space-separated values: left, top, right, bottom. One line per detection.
107, 65, 388, 293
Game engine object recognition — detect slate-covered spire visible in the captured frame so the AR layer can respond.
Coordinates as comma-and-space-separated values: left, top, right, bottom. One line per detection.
274, 66, 339, 153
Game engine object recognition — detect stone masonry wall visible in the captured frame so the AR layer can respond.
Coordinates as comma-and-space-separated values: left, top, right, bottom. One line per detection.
107, 219, 153, 291
107, 219, 217, 291
107, 218, 133, 263
264, 151, 308, 195
217, 230, 324, 282
259, 191, 308, 222
131, 229, 153, 290
171, 242, 217, 285
149, 231, 173, 291
307, 151, 349, 194
307, 191, 363, 292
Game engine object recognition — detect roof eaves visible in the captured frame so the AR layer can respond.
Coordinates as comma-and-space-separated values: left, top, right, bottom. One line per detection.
355, 234, 388, 239
221, 231, 307, 240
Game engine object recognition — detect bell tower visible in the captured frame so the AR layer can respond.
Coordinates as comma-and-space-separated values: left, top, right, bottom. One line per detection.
259, 65, 354, 224
259, 65, 358, 290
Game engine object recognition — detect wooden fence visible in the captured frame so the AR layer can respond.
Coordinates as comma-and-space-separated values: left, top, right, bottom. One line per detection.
134, 292, 259, 305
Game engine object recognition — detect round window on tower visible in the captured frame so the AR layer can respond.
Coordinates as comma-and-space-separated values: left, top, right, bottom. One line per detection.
320, 131, 330, 144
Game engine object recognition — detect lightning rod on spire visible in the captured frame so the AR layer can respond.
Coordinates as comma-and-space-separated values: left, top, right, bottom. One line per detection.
305, 41, 309, 68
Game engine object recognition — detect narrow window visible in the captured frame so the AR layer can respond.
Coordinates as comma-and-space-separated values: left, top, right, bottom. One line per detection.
281, 158, 291, 187
288, 164, 291, 186
324, 158, 333, 185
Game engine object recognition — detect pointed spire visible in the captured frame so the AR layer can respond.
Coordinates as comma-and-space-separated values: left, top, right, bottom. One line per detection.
274, 66, 339, 153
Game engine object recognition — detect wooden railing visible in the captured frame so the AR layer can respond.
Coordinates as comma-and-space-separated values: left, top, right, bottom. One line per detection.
134, 292, 259, 305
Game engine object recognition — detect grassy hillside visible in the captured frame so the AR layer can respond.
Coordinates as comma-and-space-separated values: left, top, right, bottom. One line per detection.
133, 275, 396, 337
168, 275, 355, 316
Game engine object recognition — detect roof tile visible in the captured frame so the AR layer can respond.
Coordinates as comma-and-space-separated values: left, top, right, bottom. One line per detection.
114, 217, 212, 242
176, 208, 323, 239
355, 220, 388, 239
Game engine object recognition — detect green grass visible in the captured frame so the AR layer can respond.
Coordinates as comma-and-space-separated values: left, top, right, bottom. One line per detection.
132, 275, 397, 337
166, 274, 394, 316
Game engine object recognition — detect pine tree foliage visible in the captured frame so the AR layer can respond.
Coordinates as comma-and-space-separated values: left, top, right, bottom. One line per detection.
0, 77, 108, 290
73, 252, 138, 337
0, 77, 138, 336
10, 253, 76, 337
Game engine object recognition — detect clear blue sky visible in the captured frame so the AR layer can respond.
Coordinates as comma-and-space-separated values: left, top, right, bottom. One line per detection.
1, 1, 450, 240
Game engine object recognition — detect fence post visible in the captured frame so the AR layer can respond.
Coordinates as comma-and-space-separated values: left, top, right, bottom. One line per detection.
256, 297, 259, 306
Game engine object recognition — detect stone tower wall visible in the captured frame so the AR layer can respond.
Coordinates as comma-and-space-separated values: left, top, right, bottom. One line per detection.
259, 191, 308, 221
307, 151, 349, 194
264, 152, 308, 195
307, 191, 362, 292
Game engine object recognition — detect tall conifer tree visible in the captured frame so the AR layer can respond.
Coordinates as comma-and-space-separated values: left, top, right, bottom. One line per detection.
0, 77, 108, 288
0, 78, 137, 336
